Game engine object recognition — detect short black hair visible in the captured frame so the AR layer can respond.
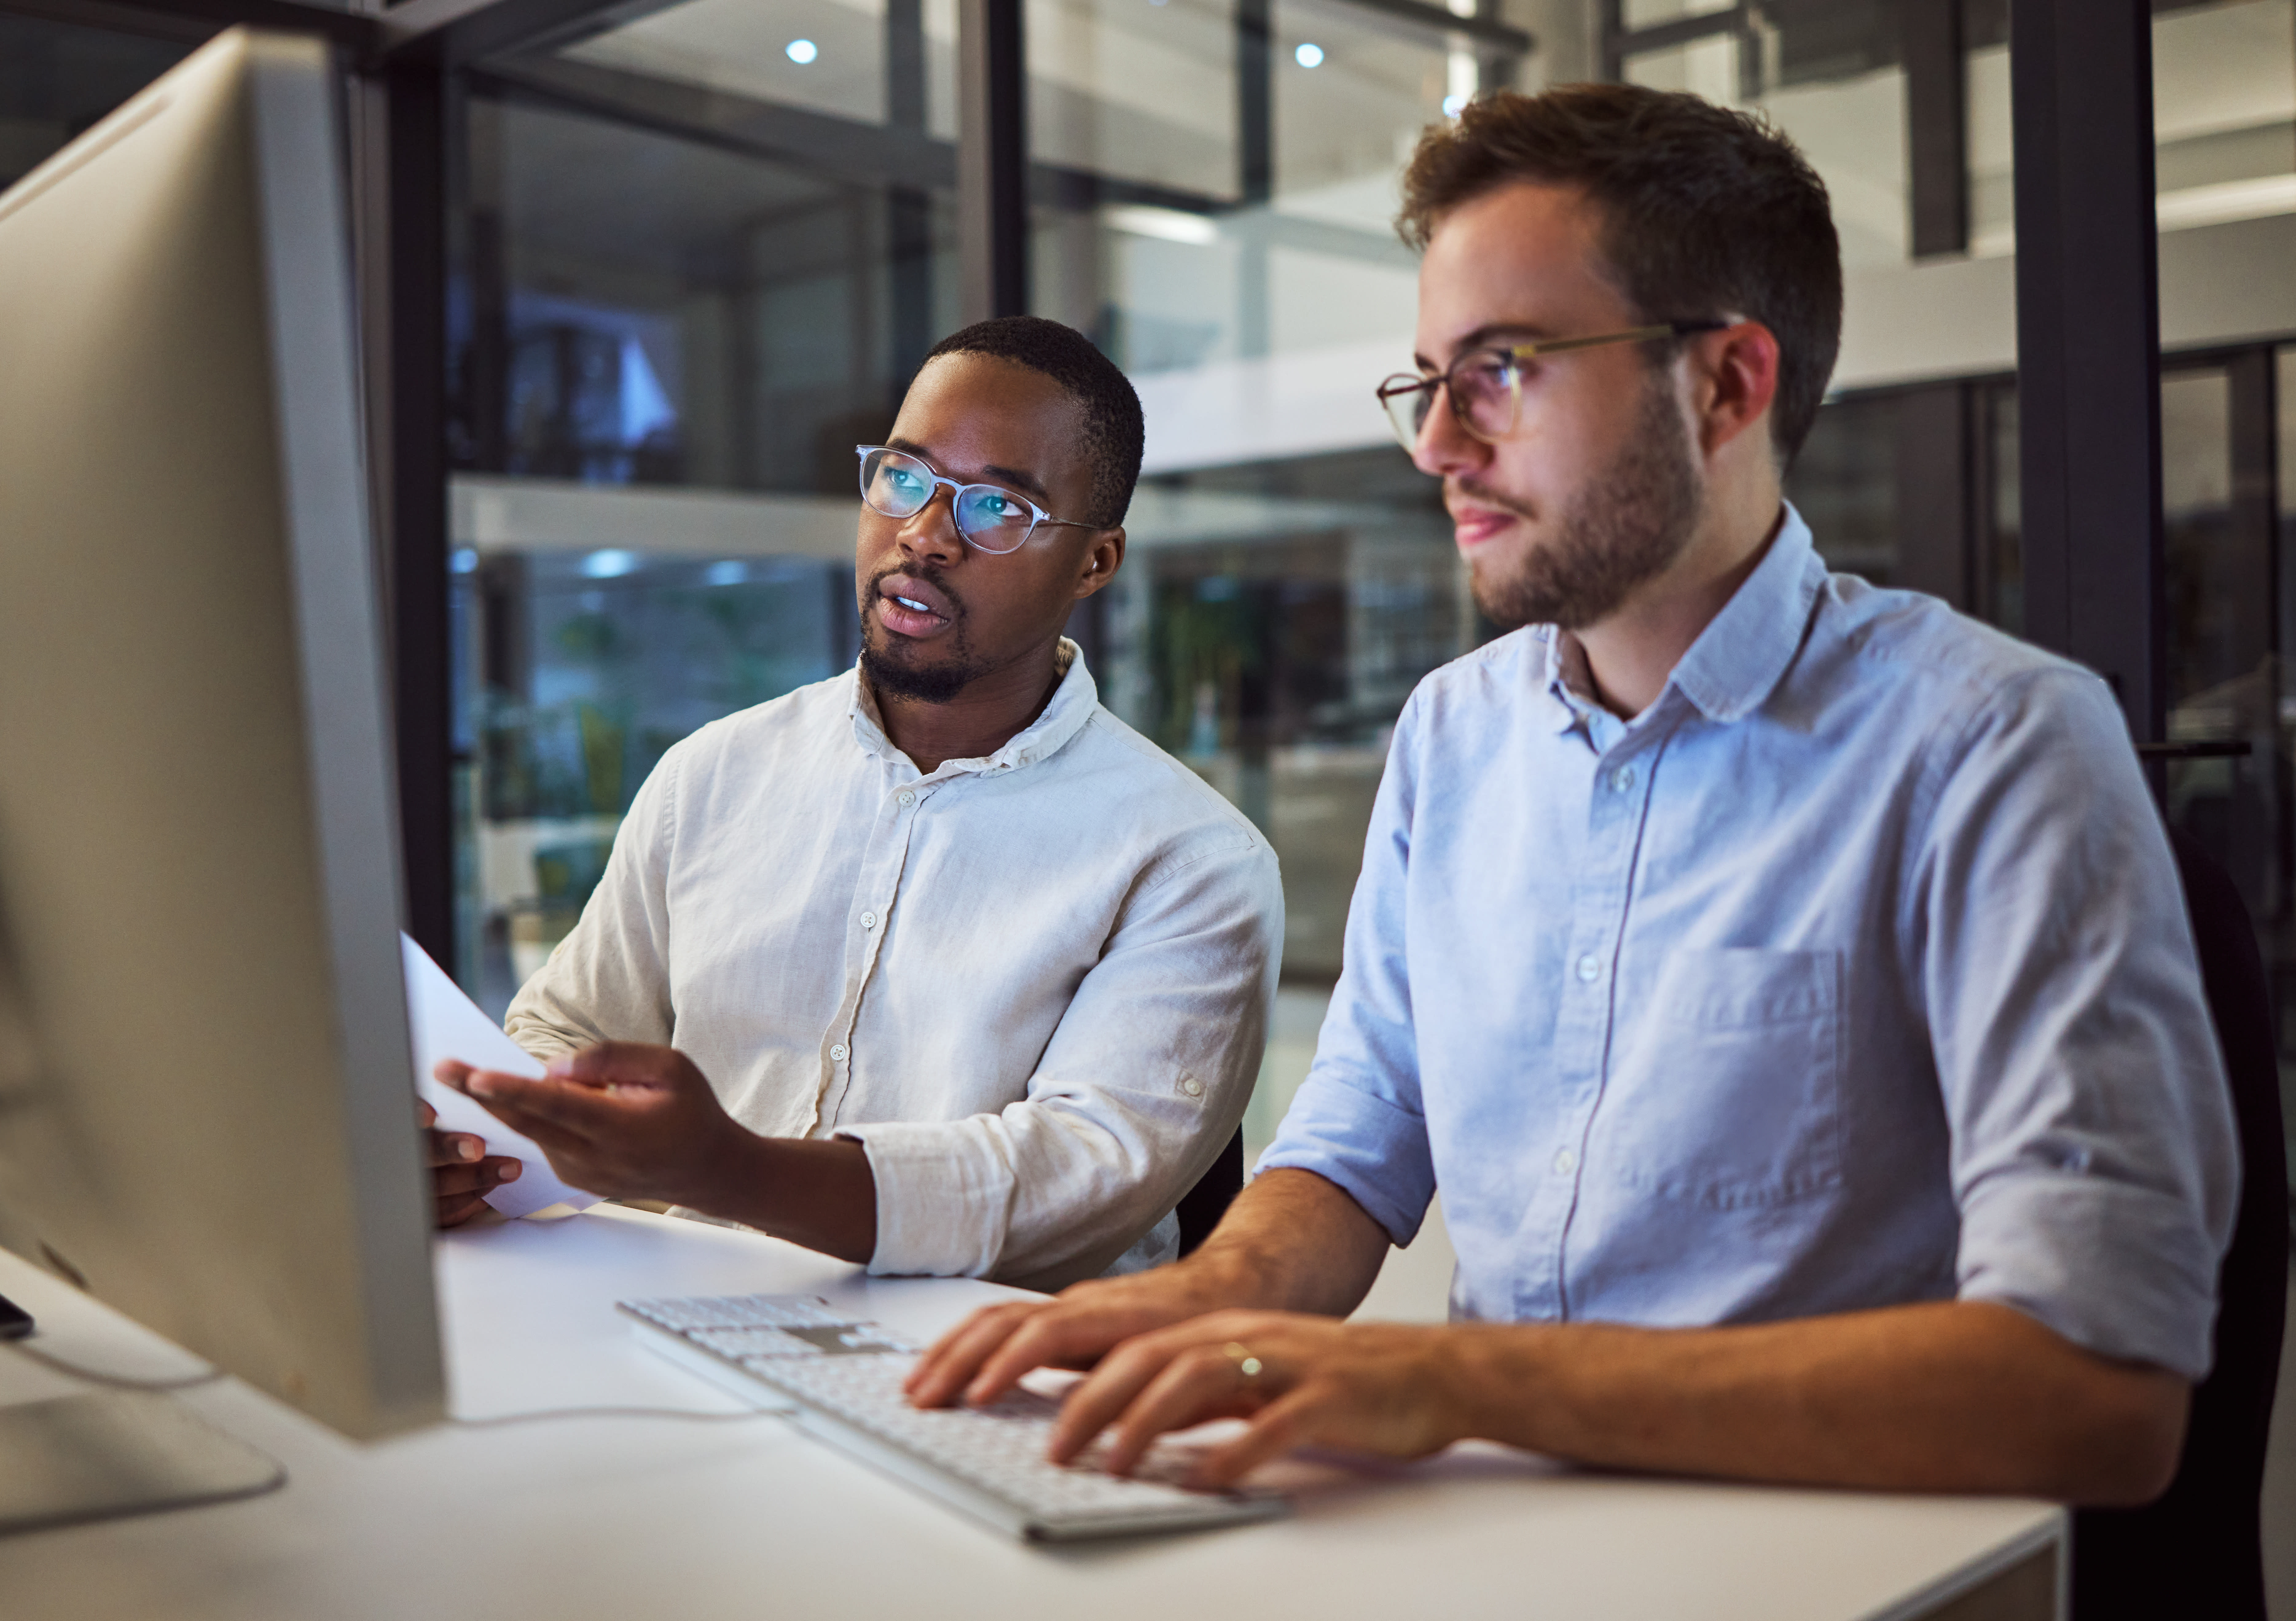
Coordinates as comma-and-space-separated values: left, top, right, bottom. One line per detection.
1401, 84, 1842, 464
921, 317, 1145, 528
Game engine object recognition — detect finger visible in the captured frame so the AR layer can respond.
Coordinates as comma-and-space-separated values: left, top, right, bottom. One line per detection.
437, 1192, 491, 1227
434, 1058, 475, 1092
907, 1303, 1045, 1406
1191, 1386, 1321, 1488
464, 1072, 623, 1138
417, 1099, 438, 1129
1045, 1328, 1222, 1464
1100, 1343, 1264, 1477
964, 1301, 1152, 1409
430, 1156, 523, 1200
424, 1130, 486, 1168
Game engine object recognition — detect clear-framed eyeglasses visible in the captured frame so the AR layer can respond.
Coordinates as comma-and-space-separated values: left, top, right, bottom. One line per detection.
855, 445, 1097, 555
1374, 321, 1729, 451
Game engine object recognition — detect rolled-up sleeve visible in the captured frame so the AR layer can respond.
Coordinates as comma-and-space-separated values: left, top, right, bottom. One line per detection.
1921, 669, 2239, 1379
1253, 696, 1438, 1247
844, 831, 1282, 1291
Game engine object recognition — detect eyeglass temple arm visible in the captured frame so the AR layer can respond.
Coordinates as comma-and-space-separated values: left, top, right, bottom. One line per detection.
1510, 320, 1731, 360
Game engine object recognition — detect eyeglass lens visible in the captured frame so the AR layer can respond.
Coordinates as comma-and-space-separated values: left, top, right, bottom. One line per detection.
1381, 353, 1520, 448
858, 448, 1036, 553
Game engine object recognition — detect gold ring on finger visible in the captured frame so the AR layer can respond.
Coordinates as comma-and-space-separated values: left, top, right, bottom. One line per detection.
1222, 1341, 1264, 1379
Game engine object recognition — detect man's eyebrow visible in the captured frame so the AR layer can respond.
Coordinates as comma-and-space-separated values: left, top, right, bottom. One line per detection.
1412, 322, 1557, 372
882, 436, 1051, 501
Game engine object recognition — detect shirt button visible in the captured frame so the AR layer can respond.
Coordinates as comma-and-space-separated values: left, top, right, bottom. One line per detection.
829, 1043, 848, 1062
1574, 953, 1601, 982
860, 911, 878, 929
1552, 1147, 1578, 1176
1610, 764, 1637, 793
897, 790, 915, 806
1179, 1076, 1205, 1098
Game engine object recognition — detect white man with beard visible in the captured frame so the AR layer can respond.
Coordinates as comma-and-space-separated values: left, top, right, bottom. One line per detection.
422, 317, 1282, 1292
906, 86, 2240, 1506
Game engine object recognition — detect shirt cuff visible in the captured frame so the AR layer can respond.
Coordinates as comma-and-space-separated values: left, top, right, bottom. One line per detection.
844, 1120, 1013, 1278
1957, 1168, 2226, 1380
1253, 1072, 1435, 1247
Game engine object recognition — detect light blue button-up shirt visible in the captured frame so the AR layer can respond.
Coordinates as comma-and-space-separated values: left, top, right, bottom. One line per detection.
1260, 507, 2239, 1378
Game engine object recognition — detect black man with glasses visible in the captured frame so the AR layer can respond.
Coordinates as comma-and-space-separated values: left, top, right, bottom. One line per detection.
427, 316, 1281, 1292
913, 87, 2234, 1510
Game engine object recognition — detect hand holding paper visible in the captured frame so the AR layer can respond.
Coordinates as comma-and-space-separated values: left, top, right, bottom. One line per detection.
401, 934, 601, 1220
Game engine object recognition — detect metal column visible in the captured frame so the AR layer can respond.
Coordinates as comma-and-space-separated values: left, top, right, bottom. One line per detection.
2009, 0, 2165, 742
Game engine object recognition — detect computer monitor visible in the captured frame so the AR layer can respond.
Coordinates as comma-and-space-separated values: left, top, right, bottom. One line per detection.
0, 20, 443, 1491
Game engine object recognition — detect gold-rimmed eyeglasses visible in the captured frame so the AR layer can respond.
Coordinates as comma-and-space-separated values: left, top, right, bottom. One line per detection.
1374, 321, 1729, 450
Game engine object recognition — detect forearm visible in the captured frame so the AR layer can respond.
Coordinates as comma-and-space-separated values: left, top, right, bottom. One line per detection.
1183, 1168, 1393, 1317
685, 1133, 879, 1266
1439, 1299, 2188, 1505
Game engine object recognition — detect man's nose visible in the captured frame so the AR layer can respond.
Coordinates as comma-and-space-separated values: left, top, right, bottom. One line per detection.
1411, 382, 1489, 480
899, 489, 966, 567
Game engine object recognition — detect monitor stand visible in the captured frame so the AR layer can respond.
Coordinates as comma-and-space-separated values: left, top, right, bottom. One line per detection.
0, 1389, 284, 1536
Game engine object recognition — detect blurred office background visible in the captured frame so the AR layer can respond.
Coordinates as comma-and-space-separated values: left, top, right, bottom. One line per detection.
7, 0, 2296, 1588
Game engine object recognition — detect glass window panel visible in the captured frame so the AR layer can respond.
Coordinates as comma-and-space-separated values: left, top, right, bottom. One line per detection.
1785, 393, 1899, 585
453, 0, 956, 1004
1622, 33, 1741, 104
2163, 366, 2242, 709
1621, 0, 1735, 30
1028, 0, 1236, 197
1981, 382, 2020, 633
2153, 0, 2296, 235
1027, 0, 1494, 986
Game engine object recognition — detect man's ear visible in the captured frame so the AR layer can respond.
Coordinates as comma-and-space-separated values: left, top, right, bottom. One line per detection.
1691, 321, 1781, 462
1075, 528, 1126, 599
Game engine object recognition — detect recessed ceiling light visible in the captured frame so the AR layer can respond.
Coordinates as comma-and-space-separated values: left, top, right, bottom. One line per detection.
1295, 41, 1324, 67
1443, 92, 1467, 115
582, 549, 639, 579
786, 38, 819, 64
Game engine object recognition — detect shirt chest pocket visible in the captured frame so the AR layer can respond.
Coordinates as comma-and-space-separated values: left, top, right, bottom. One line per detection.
1598, 947, 1845, 1208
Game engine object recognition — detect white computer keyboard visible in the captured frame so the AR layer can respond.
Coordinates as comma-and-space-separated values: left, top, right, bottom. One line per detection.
619, 1293, 1288, 1542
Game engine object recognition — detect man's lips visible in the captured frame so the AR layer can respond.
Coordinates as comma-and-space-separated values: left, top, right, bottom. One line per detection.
875, 574, 955, 639
1448, 503, 1521, 549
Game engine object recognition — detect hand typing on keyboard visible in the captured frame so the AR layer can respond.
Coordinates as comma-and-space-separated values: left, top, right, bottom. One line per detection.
620, 1294, 1287, 1540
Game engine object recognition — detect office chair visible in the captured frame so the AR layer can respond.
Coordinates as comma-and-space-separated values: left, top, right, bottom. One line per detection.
1174, 1128, 1245, 1257
2071, 826, 2288, 1621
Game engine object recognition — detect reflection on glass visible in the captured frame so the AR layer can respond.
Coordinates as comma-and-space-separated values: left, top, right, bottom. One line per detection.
452, 0, 955, 1001
1971, 0, 2296, 256
2159, 364, 2274, 951
2152, 0, 2296, 234
1786, 393, 1899, 585
1620, 0, 1734, 30
1622, 33, 1739, 106
1026, 0, 1493, 979
1625, 9, 1910, 268
1982, 383, 2020, 634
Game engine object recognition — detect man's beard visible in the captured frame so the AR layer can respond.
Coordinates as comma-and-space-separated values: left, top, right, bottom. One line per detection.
858, 564, 987, 704
1463, 374, 1703, 632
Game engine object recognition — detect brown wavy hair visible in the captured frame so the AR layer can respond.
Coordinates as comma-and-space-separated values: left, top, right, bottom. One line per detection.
1399, 84, 1842, 464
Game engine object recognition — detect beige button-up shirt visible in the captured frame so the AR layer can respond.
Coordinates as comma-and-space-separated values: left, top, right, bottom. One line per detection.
504, 644, 1282, 1291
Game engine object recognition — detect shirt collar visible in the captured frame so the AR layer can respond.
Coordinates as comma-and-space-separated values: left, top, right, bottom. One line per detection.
1664, 502, 1823, 724
1536, 502, 1823, 734
847, 638, 1098, 779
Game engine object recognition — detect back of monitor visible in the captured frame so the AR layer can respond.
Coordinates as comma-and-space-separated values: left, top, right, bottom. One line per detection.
0, 29, 443, 1440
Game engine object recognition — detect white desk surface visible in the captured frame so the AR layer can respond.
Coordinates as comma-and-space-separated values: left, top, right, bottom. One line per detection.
0, 1205, 2061, 1621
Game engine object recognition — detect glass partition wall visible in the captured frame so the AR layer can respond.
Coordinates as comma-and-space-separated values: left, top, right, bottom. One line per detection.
448, 0, 961, 1012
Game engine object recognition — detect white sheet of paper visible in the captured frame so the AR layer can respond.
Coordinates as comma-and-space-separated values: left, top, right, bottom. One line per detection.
401, 933, 600, 1219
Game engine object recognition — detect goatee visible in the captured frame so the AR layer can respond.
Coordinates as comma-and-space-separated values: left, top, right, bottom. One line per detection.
859, 564, 984, 704
1465, 375, 1702, 632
